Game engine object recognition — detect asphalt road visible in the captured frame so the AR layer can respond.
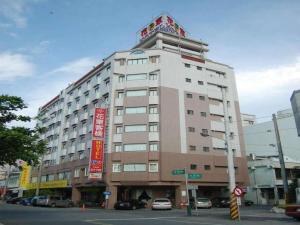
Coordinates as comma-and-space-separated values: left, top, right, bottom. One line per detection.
0, 203, 298, 225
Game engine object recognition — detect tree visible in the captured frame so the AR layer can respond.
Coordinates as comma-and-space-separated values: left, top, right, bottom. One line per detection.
0, 95, 46, 166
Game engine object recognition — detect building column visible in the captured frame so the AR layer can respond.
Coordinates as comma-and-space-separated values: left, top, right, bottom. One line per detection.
175, 183, 187, 208
71, 187, 81, 205
107, 185, 117, 209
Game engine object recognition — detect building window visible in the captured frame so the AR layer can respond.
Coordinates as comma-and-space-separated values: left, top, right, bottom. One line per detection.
149, 123, 158, 132
112, 163, 122, 173
199, 95, 205, 101
125, 107, 146, 114
123, 164, 146, 172
228, 116, 233, 123
186, 93, 193, 98
116, 108, 123, 116
198, 81, 204, 85
124, 125, 147, 132
126, 73, 147, 81
190, 164, 197, 170
204, 165, 211, 170
149, 56, 160, 63
185, 78, 191, 83
79, 152, 85, 160
184, 63, 191, 68
149, 162, 159, 172
149, 73, 158, 80
127, 58, 148, 65
149, 89, 158, 96
203, 146, 210, 152
117, 59, 126, 66
197, 66, 202, 70
105, 78, 110, 86
126, 90, 147, 97
149, 105, 158, 114
115, 144, 122, 152
84, 168, 89, 176
189, 145, 196, 151
201, 129, 209, 136
116, 126, 123, 134
74, 168, 80, 178
123, 144, 147, 152
118, 75, 125, 82
187, 110, 194, 115
149, 143, 159, 151
188, 127, 195, 132
200, 112, 207, 117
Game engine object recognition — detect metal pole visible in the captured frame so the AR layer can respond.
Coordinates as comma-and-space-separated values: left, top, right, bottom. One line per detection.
221, 87, 236, 192
184, 168, 191, 216
35, 156, 43, 196
272, 114, 289, 202
4, 165, 11, 197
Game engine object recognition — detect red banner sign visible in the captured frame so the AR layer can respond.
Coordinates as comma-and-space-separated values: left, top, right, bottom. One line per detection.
92, 108, 106, 138
89, 140, 104, 179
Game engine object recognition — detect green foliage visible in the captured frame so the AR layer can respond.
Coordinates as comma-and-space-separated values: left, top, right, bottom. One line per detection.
0, 95, 46, 166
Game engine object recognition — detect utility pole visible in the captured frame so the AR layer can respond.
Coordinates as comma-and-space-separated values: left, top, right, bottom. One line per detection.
272, 113, 289, 202
35, 156, 44, 196
221, 87, 236, 192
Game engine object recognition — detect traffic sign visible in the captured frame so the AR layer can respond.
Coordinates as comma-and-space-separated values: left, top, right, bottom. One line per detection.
172, 169, 185, 175
233, 187, 243, 197
103, 191, 111, 196
188, 173, 202, 179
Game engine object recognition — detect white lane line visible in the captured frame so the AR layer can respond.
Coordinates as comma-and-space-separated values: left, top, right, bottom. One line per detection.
85, 216, 181, 222
155, 218, 225, 225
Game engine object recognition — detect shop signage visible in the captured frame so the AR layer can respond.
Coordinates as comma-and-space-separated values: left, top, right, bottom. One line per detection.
188, 173, 202, 179
92, 108, 107, 138
139, 15, 186, 41
172, 169, 185, 175
27, 180, 67, 189
103, 191, 111, 196
19, 163, 31, 189
89, 140, 104, 179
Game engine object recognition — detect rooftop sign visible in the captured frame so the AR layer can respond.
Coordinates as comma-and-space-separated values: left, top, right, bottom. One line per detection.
139, 15, 186, 41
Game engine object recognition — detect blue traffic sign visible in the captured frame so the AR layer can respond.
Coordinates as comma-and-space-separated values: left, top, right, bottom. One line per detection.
103, 191, 111, 196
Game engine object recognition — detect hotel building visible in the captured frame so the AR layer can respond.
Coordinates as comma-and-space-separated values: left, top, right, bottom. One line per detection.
33, 15, 249, 208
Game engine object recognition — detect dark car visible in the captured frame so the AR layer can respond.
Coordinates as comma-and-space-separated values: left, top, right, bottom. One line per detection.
211, 197, 230, 208
6, 197, 22, 204
20, 197, 33, 206
285, 205, 300, 220
245, 200, 254, 206
114, 199, 146, 210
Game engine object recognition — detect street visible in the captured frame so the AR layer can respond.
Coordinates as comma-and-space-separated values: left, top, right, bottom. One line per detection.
0, 203, 297, 225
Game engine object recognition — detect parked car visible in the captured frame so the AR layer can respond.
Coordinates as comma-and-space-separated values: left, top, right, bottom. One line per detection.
31, 196, 46, 206
285, 205, 300, 220
151, 198, 172, 210
211, 197, 230, 208
20, 197, 33, 206
37, 196, 74, 207
114, 199, 146, 210
192, 197, 212, 209
6, 197, 22, 204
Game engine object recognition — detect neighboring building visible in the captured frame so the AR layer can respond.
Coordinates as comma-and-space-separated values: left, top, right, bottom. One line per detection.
33, 15, 249, 208
245, 155, 300, 205
244, 109, 300, 161
241, 113, 256, 127
291, 89, 300, 136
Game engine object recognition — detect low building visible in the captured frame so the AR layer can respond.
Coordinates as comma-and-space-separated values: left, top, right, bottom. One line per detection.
291, 89, 300, 136
241, 113, 256, 127
245, 155, 300, 205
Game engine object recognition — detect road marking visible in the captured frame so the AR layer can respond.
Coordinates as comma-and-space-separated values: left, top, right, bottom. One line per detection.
85, 216, 181, 222
157, 218, 225, 225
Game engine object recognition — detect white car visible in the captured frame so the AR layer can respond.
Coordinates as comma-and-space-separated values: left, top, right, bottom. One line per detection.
194, 198, 212, 209
151, 198, 172, 210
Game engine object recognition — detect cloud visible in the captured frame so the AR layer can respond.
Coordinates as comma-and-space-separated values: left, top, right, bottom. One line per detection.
0, 0, 28, 28
0, 51, 35, 81
236, 56, 300, 115
11, 56, 100, 128
50, 57, 99, 78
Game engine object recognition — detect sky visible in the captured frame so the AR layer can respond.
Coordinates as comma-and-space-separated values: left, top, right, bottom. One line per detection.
0, 0, 300, 127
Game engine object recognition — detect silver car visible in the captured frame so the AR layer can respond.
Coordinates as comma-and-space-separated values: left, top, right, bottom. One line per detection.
194, 197, 212, 209
151, 198, 172, 210
37, 196, 73, 207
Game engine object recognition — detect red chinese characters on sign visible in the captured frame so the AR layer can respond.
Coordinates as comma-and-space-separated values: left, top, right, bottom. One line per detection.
89, 140, 104, 179
92, 108, 106, 138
